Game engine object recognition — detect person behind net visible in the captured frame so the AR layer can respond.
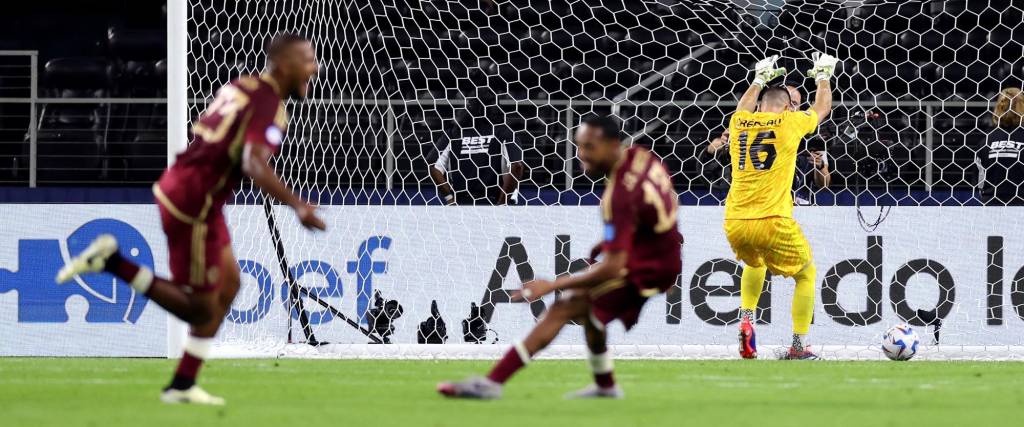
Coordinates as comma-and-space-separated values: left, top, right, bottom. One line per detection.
703, 85, 831, 204
437, 114, 682, 399
725, 52, 836, 360
976, 87, 1024, 205
429, 94, 524, 205
55, 33, 325, 405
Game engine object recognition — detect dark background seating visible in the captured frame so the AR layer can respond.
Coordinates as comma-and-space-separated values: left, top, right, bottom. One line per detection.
1, 0, 1022, 203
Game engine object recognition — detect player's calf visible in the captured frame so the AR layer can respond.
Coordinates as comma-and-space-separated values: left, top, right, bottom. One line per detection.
582, 314, 619, 393
166, 335, 215, 393
438, 296, 587, 399
487, 298, 581, 384
166, 255, 238, 397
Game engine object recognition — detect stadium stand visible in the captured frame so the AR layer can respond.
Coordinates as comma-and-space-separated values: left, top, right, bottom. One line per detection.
0, 0, 1021, 204
0, 1, 165, 186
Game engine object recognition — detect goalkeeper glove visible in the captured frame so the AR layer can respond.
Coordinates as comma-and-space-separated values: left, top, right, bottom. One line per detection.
752, 55, 786, 87
806, 52, 839, 82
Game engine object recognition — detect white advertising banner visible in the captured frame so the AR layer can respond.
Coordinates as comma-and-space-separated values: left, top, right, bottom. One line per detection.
0, 205, 168, 356
3, 204, 1024, 357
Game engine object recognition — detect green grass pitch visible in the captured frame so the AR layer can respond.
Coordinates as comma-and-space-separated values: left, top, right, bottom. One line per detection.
2, 358, 1023, 427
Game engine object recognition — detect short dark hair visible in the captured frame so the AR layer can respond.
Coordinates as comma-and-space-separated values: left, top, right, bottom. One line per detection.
761, 86, 791, 106
266, 32, 308, 59
581, 114, 623, 141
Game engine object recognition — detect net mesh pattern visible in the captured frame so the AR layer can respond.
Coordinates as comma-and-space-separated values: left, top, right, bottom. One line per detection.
185, 0, 1024, 358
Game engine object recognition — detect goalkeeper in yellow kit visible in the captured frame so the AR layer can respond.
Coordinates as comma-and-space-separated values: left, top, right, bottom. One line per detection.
726, 52, 836, 360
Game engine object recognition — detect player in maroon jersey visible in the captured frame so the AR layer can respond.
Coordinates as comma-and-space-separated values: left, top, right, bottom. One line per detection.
56, 33, 324, 405
438, 114, 683, 399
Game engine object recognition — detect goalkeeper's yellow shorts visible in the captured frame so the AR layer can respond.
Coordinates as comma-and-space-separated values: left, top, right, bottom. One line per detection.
723, 217, 811, 277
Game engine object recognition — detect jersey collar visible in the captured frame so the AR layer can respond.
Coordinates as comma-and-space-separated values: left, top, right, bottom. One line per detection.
260, 73, 283, 98
606, 145, 627, 178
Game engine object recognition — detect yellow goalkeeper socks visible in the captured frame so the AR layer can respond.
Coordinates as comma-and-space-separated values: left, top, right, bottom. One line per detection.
791, 260, 817, 337
740, 264, 768, 320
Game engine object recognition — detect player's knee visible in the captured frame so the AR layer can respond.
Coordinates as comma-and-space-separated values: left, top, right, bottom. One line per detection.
795, 259, 816, 280
547, 299, 580, 322
187, 298, 219, 325
225, 262, 240, 285
188, 307, 213, 325
745, 263, 768, 273
546, 299, 570, 319
793, 261, 816, 297
221, 267, 241, 299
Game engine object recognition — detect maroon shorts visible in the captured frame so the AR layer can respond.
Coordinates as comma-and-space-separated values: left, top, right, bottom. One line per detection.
589, 281, 655, 331
158, 203, 231, 293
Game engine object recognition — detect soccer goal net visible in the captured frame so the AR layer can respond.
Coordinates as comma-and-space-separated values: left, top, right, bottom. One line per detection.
185, 0, 1024, 359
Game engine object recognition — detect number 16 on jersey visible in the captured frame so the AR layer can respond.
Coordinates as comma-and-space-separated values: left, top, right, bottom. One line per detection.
737, 130, 777, 170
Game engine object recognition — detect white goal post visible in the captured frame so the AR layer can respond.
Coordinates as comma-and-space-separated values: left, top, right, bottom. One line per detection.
172, 0, 1024, 360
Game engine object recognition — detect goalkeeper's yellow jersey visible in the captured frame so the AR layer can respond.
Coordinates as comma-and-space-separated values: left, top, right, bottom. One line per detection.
725, 109, 818, 219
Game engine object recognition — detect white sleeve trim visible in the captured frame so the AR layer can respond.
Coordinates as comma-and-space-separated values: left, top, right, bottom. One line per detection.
434, 142, 452, 173
499, 137, 511, 173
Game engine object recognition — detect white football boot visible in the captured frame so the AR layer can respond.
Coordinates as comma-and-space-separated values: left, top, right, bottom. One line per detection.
565, 383, 625, 399
160, 386, 226, 406
437, 376, 503, 399
55, 234, 118, 283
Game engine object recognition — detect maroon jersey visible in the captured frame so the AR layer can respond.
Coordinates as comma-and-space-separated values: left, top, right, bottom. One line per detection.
600, 146, 683, 294
155, 75, 288, 221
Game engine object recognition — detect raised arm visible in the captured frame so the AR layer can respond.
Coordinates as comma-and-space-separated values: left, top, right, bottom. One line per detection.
738, 55, 786, 113
811, 151, 831, 188
430, 141, 455, 205
499, 161, 524, 205
736, 84, 763, 114
242, 143, 325, 230
810, 79, 833, 124
497, 134, 524, 205
705, 130, 729, 156
806, 52, 838, 124
429, 166, 454, 205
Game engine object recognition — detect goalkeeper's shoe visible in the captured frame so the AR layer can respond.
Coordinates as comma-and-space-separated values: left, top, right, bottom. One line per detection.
160, 386, 226, 406
565, 384, 624, 400
779, 346, 820, 360
437, 376, 502, 399
55, 234, 117, 284
738, 317, 758, 359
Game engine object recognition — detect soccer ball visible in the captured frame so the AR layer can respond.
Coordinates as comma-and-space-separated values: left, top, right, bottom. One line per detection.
881, 324, 920, 361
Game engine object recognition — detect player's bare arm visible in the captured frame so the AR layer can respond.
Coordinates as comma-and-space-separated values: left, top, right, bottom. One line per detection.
498, 161, 524, 205
428, 165, 455, 205
806, 51, 838, 123
242, 143, 325, 231
706, 130, 729, 154
737, 55, 785, 113
809, 79, 833, 123
736, 83, 762, 113
811, 151, 831, 188
512, 250, 628, 302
